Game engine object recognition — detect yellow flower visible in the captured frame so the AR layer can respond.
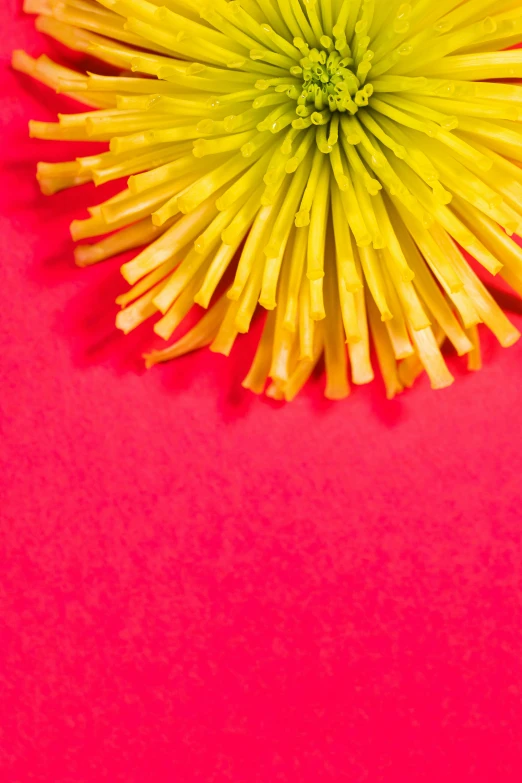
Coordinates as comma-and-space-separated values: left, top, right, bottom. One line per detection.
14, 0, 522, 400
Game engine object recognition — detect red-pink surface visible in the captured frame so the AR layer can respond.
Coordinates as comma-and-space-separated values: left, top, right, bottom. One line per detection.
2, 4, 522, 781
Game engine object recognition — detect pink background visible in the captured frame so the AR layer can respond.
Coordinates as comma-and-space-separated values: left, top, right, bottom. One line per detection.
2, 3, 522, 780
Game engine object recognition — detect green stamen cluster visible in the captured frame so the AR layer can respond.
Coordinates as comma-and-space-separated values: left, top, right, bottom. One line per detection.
295, 44, 373, 116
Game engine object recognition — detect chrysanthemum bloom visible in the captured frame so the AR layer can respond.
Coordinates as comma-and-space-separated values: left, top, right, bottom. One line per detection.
14, 0, 522, 400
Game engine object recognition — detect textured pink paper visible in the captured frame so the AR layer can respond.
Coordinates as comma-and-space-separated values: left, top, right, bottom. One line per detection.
2, 6, 522, 781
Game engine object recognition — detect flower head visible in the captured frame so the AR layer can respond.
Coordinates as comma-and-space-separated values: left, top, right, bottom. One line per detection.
14, 0, 522, 400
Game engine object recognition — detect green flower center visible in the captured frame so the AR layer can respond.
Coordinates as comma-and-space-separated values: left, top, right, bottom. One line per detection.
296, 47, 372, 116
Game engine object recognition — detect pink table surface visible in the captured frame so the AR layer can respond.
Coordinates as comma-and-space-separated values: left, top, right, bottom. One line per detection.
2, 3, 522, 781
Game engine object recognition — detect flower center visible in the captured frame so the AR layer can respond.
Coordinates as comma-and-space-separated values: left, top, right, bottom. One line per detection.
247, 10, 378, 154
296, 47, 372, 116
